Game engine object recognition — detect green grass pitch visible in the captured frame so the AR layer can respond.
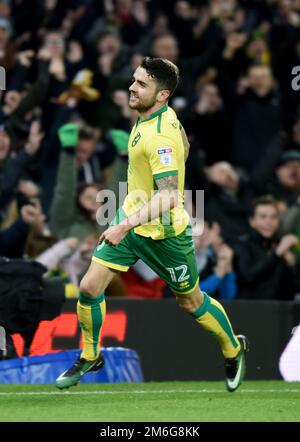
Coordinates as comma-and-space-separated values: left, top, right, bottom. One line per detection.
0, 381, 299, 422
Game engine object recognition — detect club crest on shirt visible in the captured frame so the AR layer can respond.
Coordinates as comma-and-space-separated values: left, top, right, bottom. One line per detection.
157, 147, 172, 165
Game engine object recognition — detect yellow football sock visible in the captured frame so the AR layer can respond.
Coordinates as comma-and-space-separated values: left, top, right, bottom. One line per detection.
77, 292, 106, 361
192, 292, 240, 359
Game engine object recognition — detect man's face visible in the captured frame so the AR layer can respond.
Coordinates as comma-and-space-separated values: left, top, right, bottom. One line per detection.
292, 119, 300, 144
79, 186, 100, 221
0, 27, 8, 47
76, 138, 96, 164
152, 36, 178, 64
248, 66, 273, 97
248, 38, 268, 59
279, 0, 292, 16
201, 84, 222, 113
44, 32, 65, 58
276, 160, 300, 190
249, 204, 279, 238
129, 66, 163, 113
98, 34, 120, 56
0, 130, 10, 161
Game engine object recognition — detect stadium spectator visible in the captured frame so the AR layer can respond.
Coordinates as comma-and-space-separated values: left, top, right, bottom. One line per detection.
0, 120, 44, 223
151, 32, 221, 108
186, 158, 250, 240
182, 82, 231, 165
194, 221, 237, 300
280, 194, 300, 231
231, 195, 300, 300
0, 16, 14, 74
287, 116, 300, 151
75, 125, 116, 185
3, 49, 51, 151
35, 236, 95, 287
0, 125, 12, 176
49, 123, 104, 241
219, 61, 282, 174
272, 150, 300, 204
0, 203, 45, 258
279, 193, 300, 267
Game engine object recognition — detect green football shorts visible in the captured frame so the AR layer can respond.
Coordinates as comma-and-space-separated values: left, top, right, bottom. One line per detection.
92, 209, 199, 295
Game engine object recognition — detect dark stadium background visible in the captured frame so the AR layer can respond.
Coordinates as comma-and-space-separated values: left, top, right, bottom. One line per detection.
0, 0, 299, 385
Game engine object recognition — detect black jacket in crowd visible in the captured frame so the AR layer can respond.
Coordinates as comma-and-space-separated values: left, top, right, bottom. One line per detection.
231, 228, 300, 300
230, 89, 282, 173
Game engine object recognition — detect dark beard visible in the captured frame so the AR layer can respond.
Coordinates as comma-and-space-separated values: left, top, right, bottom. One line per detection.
129, 96, 157, 113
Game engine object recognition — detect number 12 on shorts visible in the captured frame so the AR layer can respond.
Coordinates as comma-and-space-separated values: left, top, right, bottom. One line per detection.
166, 265, 190, 282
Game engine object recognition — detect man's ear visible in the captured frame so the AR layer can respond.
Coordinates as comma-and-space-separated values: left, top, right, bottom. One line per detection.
157, 89, 170, 103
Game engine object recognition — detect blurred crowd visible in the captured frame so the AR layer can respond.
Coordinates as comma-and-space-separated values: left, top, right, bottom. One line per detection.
1, 0, 300, 302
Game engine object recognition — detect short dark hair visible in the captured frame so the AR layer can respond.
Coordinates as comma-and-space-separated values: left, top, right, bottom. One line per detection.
79, 125, 96, 141
140, 56, 179, 97
249, 195, 279, 218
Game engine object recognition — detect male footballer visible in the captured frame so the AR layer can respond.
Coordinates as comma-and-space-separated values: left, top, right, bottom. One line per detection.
56, 57, 249, 392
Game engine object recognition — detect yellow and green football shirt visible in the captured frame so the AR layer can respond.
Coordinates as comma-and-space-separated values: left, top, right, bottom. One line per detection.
122, 103, 190, 240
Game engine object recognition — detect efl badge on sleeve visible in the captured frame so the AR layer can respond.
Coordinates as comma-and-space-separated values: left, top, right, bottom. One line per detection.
157, 147, 172, 165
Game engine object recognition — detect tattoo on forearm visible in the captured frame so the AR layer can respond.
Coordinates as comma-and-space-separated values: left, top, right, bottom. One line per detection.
155, 174, 178, 192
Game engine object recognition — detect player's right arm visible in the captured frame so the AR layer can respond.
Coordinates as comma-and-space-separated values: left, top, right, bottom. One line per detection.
122, 172, 179, 229
98, 134, 180, 246
99, 173, 178, 246
119, 133, 180, 229
180, 125, 190, 162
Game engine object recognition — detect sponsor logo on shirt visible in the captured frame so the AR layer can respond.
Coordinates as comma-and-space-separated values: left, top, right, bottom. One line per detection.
157, 147, 172, 165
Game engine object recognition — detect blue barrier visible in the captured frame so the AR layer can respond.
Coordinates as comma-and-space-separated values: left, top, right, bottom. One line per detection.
0, 347, 144, 384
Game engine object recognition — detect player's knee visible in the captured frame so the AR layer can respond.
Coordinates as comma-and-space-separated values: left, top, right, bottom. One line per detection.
79, 278, 99, 297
